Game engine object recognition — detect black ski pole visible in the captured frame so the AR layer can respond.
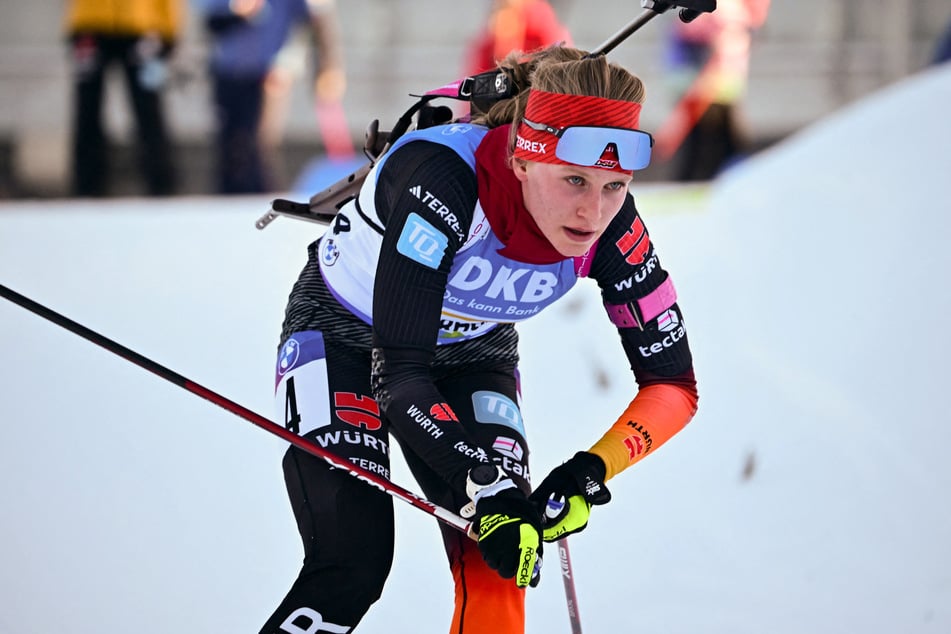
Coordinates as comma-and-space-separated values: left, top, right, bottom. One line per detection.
1, 283, 574, 616
592, 0, 715, 56
0, 282, 475, 537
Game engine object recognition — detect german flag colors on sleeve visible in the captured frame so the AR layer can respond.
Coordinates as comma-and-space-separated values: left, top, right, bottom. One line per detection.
588, 383, 699, 481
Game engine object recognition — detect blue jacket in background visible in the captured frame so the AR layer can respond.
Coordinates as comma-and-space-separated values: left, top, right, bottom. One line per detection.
195, 0, 311, 78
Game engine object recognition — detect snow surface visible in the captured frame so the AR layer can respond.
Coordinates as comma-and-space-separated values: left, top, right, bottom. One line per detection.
1, 63, 950, 633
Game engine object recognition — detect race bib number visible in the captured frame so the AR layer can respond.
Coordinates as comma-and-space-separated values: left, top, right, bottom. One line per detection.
274, 331, 332, 437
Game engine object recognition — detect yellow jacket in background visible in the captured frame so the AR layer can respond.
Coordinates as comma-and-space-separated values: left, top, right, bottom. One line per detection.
65, 0, 182, 41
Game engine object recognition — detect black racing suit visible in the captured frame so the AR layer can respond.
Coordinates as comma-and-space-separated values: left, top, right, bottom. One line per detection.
260, 133, 694, 633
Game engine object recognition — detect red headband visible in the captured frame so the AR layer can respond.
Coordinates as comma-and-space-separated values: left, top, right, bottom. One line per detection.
513, 89, 642, 171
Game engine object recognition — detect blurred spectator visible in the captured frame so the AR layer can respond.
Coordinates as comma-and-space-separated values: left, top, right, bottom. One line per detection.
657, 0, 770, 181
932, 16, 951, 65
259, 8, 351, 189
64, 0, 182, 197
464, 0, 572, 75
195, 0, 346, 194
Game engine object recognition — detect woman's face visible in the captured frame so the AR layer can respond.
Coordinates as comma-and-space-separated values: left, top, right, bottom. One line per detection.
513, 159, 633, 257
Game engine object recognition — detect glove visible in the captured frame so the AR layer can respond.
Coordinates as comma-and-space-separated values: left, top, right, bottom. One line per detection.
468, 464, 543, 588
134, 34, 171, 90
529, 451, 611, 542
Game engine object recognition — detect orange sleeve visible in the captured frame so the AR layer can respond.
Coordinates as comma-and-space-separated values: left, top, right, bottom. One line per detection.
588, 383, 698, 481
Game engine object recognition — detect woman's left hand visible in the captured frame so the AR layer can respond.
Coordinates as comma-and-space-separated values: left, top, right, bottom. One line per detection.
529, 451, 612, 542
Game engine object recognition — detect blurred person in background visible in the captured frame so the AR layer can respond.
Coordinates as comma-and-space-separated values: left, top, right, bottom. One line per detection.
464, 0, 572, 75
64, 0, 182, 197
932, 15, 951, 65
658, 0, 770, 181
196, 0, 346, 194
258, 1, 350, 189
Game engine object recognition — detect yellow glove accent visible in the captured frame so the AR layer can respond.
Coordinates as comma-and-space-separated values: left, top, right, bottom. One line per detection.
516, 523, 540, 588
541, 494, 591, 542
478, 513, 519, 539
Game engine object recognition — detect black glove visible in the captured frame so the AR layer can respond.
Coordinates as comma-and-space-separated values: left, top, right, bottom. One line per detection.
468, 465, 543, 588
529, 451, 611, 542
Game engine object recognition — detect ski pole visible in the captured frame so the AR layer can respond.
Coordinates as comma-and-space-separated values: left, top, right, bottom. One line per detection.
544, 499, 584, 633
1, 282, 570, 624
0, 282, 474, 539
558, 540, 583, 634
591, 0, 715, 56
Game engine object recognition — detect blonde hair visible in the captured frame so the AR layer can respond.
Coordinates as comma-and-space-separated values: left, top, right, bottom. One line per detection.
471, 45, 647, 150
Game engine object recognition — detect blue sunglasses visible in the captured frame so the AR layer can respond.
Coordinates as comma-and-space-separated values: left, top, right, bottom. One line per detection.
522, 118, 654, 170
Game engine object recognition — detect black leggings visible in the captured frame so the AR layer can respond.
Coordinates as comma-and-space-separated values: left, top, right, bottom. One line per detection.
69, 34, 174, 196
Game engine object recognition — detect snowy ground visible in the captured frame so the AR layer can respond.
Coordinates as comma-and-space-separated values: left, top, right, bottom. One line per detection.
1, 64, 949, 633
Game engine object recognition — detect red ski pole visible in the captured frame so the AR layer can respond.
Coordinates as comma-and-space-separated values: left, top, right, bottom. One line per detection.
2, 281, 582, 628
558, 539, 584, 634
0, 282, 474, 538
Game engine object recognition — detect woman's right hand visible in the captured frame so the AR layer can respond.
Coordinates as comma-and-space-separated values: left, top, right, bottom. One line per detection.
470, 465, 543, 588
